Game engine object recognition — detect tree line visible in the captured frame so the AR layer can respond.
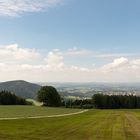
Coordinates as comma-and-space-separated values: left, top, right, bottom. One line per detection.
93, 94, 140, 109
61, 98, 94, 109
0, 91, 27, 105
64, 94, 140, 109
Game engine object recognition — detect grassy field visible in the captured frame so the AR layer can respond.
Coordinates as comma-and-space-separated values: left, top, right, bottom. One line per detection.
0, 108, 140, 140
0, 106, 83, 118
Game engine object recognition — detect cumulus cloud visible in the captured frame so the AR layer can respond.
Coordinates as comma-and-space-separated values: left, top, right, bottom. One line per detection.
44, 50, 64, 70
101, 57, 129, 72
0, 44, 39, 63
0, 0, 63, 16
0, 45, 140, 82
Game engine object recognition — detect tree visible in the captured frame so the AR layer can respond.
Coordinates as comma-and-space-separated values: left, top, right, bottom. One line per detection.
37, 86, 61, 107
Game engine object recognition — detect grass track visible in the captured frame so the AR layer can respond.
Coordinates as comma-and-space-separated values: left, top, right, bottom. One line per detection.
0, 109, 140, 140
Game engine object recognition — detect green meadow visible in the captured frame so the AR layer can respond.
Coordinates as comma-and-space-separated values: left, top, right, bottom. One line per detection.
0, 106, 82, 118
0, 107, 140, 140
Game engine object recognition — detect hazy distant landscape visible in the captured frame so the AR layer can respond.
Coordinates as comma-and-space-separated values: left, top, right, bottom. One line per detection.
51, 82, 140, 98
0, 80, 140, 100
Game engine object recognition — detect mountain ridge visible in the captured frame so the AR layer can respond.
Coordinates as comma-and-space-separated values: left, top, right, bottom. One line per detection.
0, 80, 41, 99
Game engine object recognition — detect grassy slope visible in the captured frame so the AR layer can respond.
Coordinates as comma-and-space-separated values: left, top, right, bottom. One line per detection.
0, 109, 140, 140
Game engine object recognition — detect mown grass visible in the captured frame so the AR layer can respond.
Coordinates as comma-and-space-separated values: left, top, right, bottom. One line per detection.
0, 108, 140, 140
0, 106, 83, 118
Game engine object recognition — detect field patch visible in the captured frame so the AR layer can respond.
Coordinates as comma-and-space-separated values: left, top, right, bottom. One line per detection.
0, 109, 139, 140
0, 106, 84, 119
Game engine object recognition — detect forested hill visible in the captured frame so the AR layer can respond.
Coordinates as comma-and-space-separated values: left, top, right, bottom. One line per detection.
0, 80, 41, 99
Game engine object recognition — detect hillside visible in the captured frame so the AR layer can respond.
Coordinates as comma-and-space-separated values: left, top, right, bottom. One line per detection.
0, 80, 41, 99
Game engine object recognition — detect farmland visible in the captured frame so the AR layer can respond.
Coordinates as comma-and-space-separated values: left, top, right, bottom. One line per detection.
0, 107, 140, 140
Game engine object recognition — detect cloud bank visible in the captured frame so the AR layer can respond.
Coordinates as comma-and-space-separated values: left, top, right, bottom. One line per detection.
0, 44, 140, 82
0, 0, 63, 16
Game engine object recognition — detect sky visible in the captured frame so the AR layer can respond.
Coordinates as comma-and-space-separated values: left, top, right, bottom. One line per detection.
0, 0, 140, 82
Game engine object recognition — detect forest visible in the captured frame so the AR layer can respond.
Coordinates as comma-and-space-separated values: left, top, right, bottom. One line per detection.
0, 91, 27, 105
93, 94, 140, 109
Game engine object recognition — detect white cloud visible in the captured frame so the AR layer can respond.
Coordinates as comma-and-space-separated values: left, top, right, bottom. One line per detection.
66, 48, 136, 59
44, 50, 64, 70
0, 45, 140, 82
131, 59, 140, 66
93, 53, 136, 59
70, 66, 90, 72
101, 57, 129, 71
0, 0, 63, 16
0, 44, 39, 63
66, 47, 92, 56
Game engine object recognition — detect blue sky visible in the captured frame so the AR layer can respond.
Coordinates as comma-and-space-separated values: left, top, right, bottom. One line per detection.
0, 0, 140, 82
1, 0, 140, 51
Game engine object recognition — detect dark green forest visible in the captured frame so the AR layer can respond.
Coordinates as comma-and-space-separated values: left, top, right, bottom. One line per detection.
93, 94, 140, 109
0, 91, 27, 105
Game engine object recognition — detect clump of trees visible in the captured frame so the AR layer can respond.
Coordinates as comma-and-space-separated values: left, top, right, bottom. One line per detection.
93, 94, 140, 109
37, 86, 61, 107
0, 91, 27, 105
62, 98, 94, 109
37, 85, 140, 109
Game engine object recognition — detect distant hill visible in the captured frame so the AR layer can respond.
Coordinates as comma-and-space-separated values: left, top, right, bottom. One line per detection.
0, 80, 41, 99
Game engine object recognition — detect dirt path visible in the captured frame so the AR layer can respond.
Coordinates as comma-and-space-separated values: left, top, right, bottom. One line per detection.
0, 109, 88, 120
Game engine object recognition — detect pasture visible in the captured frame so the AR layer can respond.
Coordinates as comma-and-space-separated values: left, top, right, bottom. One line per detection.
0, 107, 140, 140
